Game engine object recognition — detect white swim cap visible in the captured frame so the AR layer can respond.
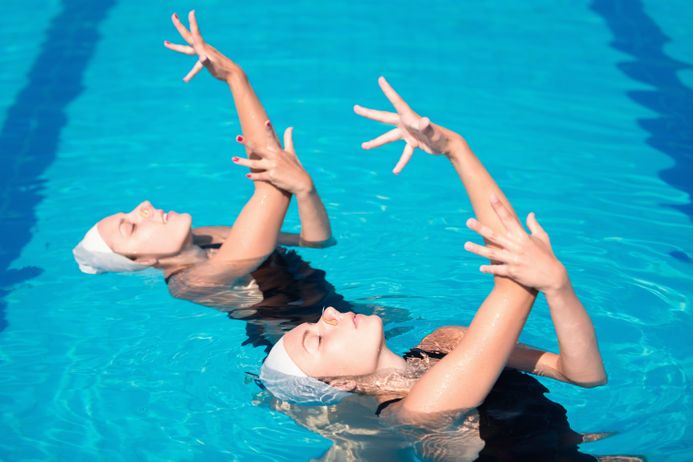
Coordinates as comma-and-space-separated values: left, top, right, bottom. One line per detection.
259, 336, 351, 405
72, 224, 149, 274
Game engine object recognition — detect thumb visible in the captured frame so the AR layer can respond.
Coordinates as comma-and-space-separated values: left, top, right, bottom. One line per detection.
418, 117, 436, 138
526, 212, 548, 239
283, 127, 295, 154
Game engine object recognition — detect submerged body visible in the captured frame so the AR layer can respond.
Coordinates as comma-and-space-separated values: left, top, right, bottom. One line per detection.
265, 328, 618, 462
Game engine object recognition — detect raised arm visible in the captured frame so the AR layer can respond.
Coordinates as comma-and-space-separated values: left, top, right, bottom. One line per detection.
464, 212, 607, 387
355, 77, 536, 414
166, 11, 290, 279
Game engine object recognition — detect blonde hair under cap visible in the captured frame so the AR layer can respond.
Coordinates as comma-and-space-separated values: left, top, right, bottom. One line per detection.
72, 224, 148, 274
260, 336, 351, 405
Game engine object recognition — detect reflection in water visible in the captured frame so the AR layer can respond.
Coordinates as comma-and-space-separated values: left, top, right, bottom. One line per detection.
0, 0, 117, 332
591, 0, 693, 260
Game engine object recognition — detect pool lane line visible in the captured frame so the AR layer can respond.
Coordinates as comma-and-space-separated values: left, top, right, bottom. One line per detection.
0, 0, 118, 333
591, 0, 693, 262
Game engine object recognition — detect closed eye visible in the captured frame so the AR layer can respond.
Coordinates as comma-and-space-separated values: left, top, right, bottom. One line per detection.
120, 220, 135, 237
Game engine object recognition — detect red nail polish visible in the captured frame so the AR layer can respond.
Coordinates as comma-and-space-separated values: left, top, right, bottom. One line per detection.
245, 173, 252, 178
173, 12, 178, 19
264, 120, 271, 128
236, 135, 244, 143
232, 157, 239, 162
164, 40, 170, 44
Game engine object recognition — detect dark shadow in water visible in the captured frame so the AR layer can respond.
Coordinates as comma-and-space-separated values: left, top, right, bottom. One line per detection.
591, 0, 693, 262
0, 0, 117, 332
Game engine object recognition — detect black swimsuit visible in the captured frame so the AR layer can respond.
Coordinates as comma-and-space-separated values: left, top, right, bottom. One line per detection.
377, 348, 599, 462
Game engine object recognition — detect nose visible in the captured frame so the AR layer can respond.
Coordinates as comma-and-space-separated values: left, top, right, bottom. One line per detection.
136, 200, 154, 219
320, 306, 340, 326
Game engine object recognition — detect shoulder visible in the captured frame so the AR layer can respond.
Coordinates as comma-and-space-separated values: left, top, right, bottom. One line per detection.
415, 326, 468, 354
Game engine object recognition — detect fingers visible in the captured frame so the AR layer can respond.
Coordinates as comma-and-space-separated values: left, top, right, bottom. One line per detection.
353, 104, 399, 125
479, 264, 510, 277
171, 12, 194, 45
188, 10, 208, 62
182, 60, 205, 83
362, 128, 402, 150
283, 127, 295, 154
464, 241, 512, 263
236, 135, 274, 158
392, 143, 414, 175
164, 41, 196, 55
490, 194, 525, 235
264, 119, 281, 147
378, 76, 413, 115
232, 156, 267, 170
465, 217, 519, 250
246, 172, 271, 182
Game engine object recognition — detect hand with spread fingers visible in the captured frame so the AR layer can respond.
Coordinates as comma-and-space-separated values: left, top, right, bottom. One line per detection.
464, 194, 568, 293
354, 76, 465, 174
165, 10, 241, 83
233, 124, 314, 195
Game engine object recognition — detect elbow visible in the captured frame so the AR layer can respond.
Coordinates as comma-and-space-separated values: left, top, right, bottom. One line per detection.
300, 237, 337, 249
571, 372, 608, 388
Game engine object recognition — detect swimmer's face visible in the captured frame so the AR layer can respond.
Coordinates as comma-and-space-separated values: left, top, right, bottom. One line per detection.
283, 307, 386, 378
98, 200, 192, 261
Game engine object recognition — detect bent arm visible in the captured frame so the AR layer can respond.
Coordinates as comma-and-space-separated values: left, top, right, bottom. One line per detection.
543, 279, 607, 386
294, 187, 335, 247
423, 325, 605, 387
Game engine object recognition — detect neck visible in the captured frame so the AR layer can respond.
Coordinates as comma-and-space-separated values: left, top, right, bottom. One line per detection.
377, 344, 407, 372
157, 243, 209, 277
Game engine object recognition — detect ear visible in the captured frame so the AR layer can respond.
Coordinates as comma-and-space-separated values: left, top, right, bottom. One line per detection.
133, 256, 158, 267
326, 378, 357, 392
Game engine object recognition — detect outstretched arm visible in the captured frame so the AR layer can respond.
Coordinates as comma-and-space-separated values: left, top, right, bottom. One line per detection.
166, 11, 290, 279
355, 77, 536, 414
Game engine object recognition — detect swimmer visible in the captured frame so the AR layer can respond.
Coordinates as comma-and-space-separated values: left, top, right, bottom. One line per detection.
72, 12, 349, 346
257, 78, 630, 460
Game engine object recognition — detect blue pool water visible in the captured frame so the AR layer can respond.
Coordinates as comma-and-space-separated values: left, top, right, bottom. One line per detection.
1, 0, 692, 460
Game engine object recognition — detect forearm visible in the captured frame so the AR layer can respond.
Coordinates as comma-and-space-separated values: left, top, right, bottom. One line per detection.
446, 137, 519, 237
295, 187, 334, 247
544, 280, 607, 386
214, 71, 290, 264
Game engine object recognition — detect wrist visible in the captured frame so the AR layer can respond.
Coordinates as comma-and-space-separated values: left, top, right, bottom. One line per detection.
543, 264, 571, 298
225, 68, 247, 85
294, 181, 316, 199
444, 135, 470, 161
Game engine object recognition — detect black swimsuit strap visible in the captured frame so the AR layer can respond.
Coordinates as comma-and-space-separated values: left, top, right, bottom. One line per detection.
375, 398, 403, 416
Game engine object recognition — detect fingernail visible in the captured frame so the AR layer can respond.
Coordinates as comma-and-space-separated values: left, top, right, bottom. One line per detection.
232, 157, 239, 162
464, 242, 472, 250
173, 12, 178, 19
264, 120, 271, 128
164, 40, 170, 44
490, 193, 500, 203
236, 135, 244, 143
245, 173, 252, 179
